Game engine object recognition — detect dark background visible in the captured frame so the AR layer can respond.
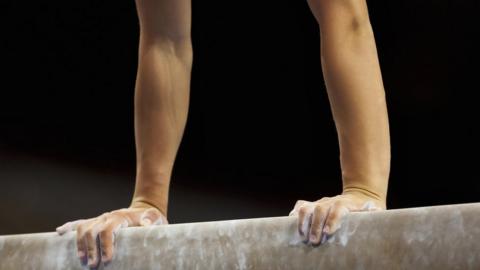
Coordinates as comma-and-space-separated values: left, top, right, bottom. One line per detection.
0, 0, 478, 234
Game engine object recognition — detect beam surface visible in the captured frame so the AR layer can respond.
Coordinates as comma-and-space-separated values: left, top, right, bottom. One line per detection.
1, 203, 479, 270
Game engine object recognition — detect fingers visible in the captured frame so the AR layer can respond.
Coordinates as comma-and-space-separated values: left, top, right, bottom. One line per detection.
56, 219, 86, 235
323, 202, 349, 236
76, 222, 89, 266
77, 216, 112, 269
308, 204, 330, 245
289, 200, 308, 216
293, 194, 385, 247
68, 207, 167, 268
98, 219, 127, 265
297, 204, 313, 241
84, 222, 102, 269
294, 197, 352, 246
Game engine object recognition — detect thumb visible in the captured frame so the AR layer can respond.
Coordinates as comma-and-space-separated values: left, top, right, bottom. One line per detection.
139, 208, 167, 226
361, 200, 383, 211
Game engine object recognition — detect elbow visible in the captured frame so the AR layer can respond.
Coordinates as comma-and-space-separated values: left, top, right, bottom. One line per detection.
309, 0, 374, 36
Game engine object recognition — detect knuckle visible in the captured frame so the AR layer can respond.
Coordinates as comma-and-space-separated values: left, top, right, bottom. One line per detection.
319, 197, 330, 202
76, 223, 86, 234
77, 232, 87, 243
314, 204, 327, 215
85, 230, 96, 240
295, 200, 307, 207
328, 209, 340, 220
298, 206, 309, 217
100, 213, 110, 221
76, 234, 84, 244
313, 222, 323, 233
99, 228, 108, 237
87, 243, 97, 253
77, 220, 93, 233
101, 237, 112, 250
99, 229, 112, 242
332, 200, 343, 208
87, 249, 96, 257
76, 227, 85, 238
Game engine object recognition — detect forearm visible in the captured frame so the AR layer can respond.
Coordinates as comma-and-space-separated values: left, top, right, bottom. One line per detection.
327, 33, 390, 203
56, 1, 193, 266
131, 34, 192, 216
312, 0, 390, 203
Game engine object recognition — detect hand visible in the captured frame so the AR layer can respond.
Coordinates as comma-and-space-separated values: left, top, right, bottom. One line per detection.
289, 192, 385, 246
56, 204, 167, 269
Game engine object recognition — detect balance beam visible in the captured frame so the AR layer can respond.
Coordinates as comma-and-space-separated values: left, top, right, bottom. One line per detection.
1, 203, 479, 269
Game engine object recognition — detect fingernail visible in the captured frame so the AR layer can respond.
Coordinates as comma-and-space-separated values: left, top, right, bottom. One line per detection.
320, 233, 328, 245
79, 255, 88, 266
298, 226, 304, 236
88, 257, 96, 267
309, 234, 318, 243
301, 221, 309, 237
102, 257, 111, 266
323, 225, 330, 235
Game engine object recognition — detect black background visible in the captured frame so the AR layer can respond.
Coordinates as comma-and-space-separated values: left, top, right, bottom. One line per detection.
1, 0, 479, 234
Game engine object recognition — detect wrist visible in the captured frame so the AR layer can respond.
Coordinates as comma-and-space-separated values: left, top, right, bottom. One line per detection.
132, 170, 171, 217
342, 186, 387, 209
130, 197, 168, 217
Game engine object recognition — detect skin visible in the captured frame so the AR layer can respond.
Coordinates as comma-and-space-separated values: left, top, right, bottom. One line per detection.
57, 0, 192, 268
289, 0, 390, 245
56, 0, 390, 267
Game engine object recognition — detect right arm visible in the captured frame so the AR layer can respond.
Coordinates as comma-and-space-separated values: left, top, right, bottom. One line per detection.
56, 0, 192, 268
131, 0, 192, 219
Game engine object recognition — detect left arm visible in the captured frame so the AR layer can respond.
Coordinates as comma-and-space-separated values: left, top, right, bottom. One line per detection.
290, 0, 390, 246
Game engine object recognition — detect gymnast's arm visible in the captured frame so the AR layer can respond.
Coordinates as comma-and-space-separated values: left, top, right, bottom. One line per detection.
289, 0, 391, 246
56, 0, 193, 268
